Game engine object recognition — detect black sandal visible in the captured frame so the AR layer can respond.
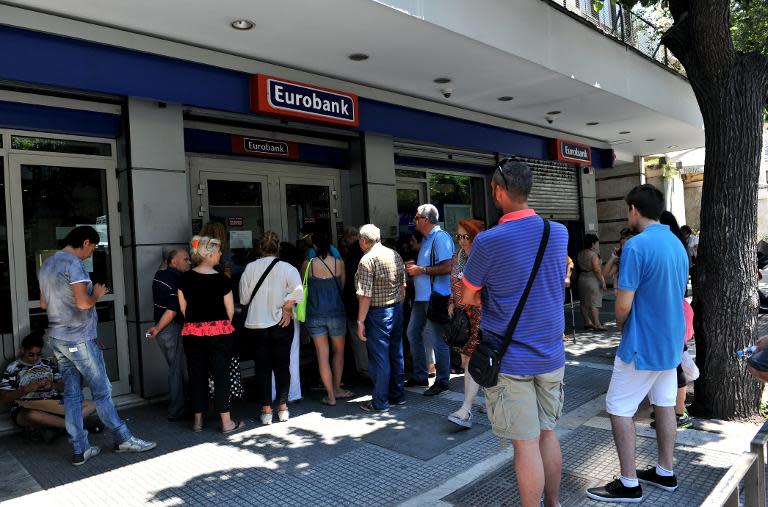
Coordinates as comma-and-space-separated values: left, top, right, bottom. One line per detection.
222, 420, 245, 434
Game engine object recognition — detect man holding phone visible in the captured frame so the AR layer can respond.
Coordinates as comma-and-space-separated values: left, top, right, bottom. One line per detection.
40, 225, 156, 466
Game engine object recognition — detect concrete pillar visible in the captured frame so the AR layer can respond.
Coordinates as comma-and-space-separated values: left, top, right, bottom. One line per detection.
580, 166, 598, 236
123, 98, 190, 398
362, 133, 398, 238
594, 157, 643, 260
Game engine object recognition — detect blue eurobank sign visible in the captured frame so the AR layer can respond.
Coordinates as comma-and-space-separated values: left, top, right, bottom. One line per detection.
251, 74, 359, 127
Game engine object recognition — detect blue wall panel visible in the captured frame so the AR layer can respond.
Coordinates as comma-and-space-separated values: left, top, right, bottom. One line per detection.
0, 100, 120, 137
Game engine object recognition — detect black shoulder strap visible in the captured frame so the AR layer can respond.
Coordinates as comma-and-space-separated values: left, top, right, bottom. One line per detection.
429, 230, 451, 287
497, 219, 550, 357
317, 256, 343, 297
246, 258, 280, 307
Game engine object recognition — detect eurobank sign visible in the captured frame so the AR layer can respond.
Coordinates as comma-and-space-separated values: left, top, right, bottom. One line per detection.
251, 75, 359, 127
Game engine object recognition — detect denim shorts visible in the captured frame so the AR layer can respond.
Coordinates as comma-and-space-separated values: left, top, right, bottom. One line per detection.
306, 316, 347, 338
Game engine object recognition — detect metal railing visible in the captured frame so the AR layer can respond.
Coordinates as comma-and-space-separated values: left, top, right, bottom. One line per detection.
548, 0, 685, 75
701, 420, 768, 506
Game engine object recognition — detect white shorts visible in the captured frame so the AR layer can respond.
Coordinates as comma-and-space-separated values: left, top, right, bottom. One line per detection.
605, 356, 677, 417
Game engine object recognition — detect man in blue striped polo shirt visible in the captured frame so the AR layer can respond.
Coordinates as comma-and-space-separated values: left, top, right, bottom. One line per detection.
462, 159, 568, 507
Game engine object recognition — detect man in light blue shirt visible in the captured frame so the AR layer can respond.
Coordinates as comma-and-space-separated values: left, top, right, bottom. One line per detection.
404, 204, 454, 396
588, 185, 688, 503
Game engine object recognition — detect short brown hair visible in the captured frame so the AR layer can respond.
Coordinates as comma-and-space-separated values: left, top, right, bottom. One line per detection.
259, 231, 280, 256
457, 219, 486, 242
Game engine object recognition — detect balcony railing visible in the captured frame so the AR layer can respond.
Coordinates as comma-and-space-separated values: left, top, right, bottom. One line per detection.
548, 0, 685, 75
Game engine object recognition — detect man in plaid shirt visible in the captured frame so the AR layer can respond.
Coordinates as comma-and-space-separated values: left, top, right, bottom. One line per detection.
355, 224, 407, 412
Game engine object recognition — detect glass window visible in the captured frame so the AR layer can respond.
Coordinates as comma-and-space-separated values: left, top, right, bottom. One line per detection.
428, 173, 486, 232
21, 165, 112, 300
11, 136, 111, 157
285, 183, 332, 248
397, 188, 421, 236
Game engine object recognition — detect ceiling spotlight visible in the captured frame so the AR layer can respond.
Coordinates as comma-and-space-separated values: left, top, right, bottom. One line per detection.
619, 130, 631, 134
546, 110, 562, 115
497, 96, 514, 102
586, 122, 599, 126
231, 19, 254, 30
646, 138, 656, 142
434, 77, 452, 84
348, 53, 369, 61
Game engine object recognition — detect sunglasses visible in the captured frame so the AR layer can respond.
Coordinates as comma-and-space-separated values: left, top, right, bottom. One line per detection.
455, 233, 470, 241
496, 162, 510, 190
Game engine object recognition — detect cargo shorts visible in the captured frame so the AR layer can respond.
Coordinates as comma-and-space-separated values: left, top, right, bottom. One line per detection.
484, 366, 565, 441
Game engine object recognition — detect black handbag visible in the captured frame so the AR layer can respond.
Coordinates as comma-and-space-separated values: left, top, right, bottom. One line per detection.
468, 219, 550, 388
444, 307, 471, 348
426, 231, 452, 324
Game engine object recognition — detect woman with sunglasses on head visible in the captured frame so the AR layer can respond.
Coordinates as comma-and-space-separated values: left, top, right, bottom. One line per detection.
446, 219, 486, 428
178, 236, 244, 434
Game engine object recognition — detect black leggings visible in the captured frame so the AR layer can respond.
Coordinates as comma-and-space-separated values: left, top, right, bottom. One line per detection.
247, 324, 294, 406
184, 333, 234, 414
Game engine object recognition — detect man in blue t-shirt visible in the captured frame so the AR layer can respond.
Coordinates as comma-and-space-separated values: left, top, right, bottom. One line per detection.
462, 160, 568, 507
40, 226, 156, 466
404, 204, 454, 396
587, 184, 688, 503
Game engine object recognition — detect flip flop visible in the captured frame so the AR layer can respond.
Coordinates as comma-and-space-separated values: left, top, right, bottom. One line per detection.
322, 396, 337, 406
335, 390, 354, 399
222, 420, 245, 434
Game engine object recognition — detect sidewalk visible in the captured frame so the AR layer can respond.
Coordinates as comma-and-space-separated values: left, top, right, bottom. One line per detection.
0, 313, 765, 506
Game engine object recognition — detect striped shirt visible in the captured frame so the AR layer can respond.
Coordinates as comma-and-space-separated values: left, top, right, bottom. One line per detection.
355, 243, 406, 308
463, 209, 568, 375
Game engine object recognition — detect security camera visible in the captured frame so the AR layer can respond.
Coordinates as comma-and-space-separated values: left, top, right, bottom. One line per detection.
545, 116, 554, 124
441, 88, 453, 99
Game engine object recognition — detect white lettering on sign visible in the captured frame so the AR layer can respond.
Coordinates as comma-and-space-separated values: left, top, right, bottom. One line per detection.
245, 139, 288, 154
564, 145, 589, 159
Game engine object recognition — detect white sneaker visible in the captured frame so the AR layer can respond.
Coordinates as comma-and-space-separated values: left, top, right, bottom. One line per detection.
278, 409, 290, 422
115, 436, 157, 453
447, 409, 473, 428
260, 412, 273, 425
72, 445, 100, 466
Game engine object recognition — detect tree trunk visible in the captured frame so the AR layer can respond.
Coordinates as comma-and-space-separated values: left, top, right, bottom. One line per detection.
690, 59, 764, 418
659, 0, 768, 419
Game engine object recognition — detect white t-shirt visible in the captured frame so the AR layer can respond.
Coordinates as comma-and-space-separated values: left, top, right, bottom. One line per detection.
239, 257, 303, 329
686, 234, 699, 260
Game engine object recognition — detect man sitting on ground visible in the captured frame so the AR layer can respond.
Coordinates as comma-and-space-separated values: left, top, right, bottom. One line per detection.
0, 332, 97, 440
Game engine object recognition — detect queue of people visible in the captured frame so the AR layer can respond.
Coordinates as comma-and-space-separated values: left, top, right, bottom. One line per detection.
5, 156, 747, 507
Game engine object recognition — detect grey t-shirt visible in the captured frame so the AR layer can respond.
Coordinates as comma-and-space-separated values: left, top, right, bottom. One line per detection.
38, 251, 97, 342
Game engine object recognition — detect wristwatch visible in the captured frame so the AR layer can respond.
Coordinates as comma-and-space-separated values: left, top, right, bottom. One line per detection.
356, 320, 364, 325
422, 266, 428, 275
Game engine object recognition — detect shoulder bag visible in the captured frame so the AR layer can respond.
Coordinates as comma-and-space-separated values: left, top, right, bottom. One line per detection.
468, 219, 550, 388
233, 258, 280, 329
296, 259, 312, 323
426, 231, 452, 324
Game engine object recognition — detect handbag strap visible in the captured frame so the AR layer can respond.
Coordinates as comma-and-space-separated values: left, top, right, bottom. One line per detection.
429, 229, 451, 287
246, 258, 280, 308
496, 219, 550, 358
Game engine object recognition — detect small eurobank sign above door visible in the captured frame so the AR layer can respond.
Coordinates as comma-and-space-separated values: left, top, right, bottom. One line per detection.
551, 139, 592, 165
230, 135, 299, 159
251, 75, 359, 127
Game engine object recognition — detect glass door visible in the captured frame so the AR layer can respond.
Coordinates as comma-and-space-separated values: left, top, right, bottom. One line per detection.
7, 152, 130, 395
396, 181, 427, 236
198, 171, 270, 274
279, 176, 338, 266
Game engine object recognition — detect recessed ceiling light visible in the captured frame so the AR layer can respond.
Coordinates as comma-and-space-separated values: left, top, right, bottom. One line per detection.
433, 77, 452, 84
619, 130, 631, 134
348, 53, 369, 61
586, 121, 599, 126
646, 138, 656, 142
546, 110, 562, 115
497, 96, 514, 102
230, 19, 254, 30
668, 144, 678, 149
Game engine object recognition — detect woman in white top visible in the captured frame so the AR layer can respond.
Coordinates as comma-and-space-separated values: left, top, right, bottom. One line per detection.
239, 231, 303, 425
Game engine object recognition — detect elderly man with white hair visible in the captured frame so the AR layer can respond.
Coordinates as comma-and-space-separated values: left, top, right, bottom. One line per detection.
404, 204, 454, 396
354, 224, 407, 412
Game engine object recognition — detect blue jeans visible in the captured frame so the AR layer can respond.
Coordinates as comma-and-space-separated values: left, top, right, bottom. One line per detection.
155, 322, 188, 418
407, 301, 450, 385
365, 305, 405, 410
49, 337, 132, 453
